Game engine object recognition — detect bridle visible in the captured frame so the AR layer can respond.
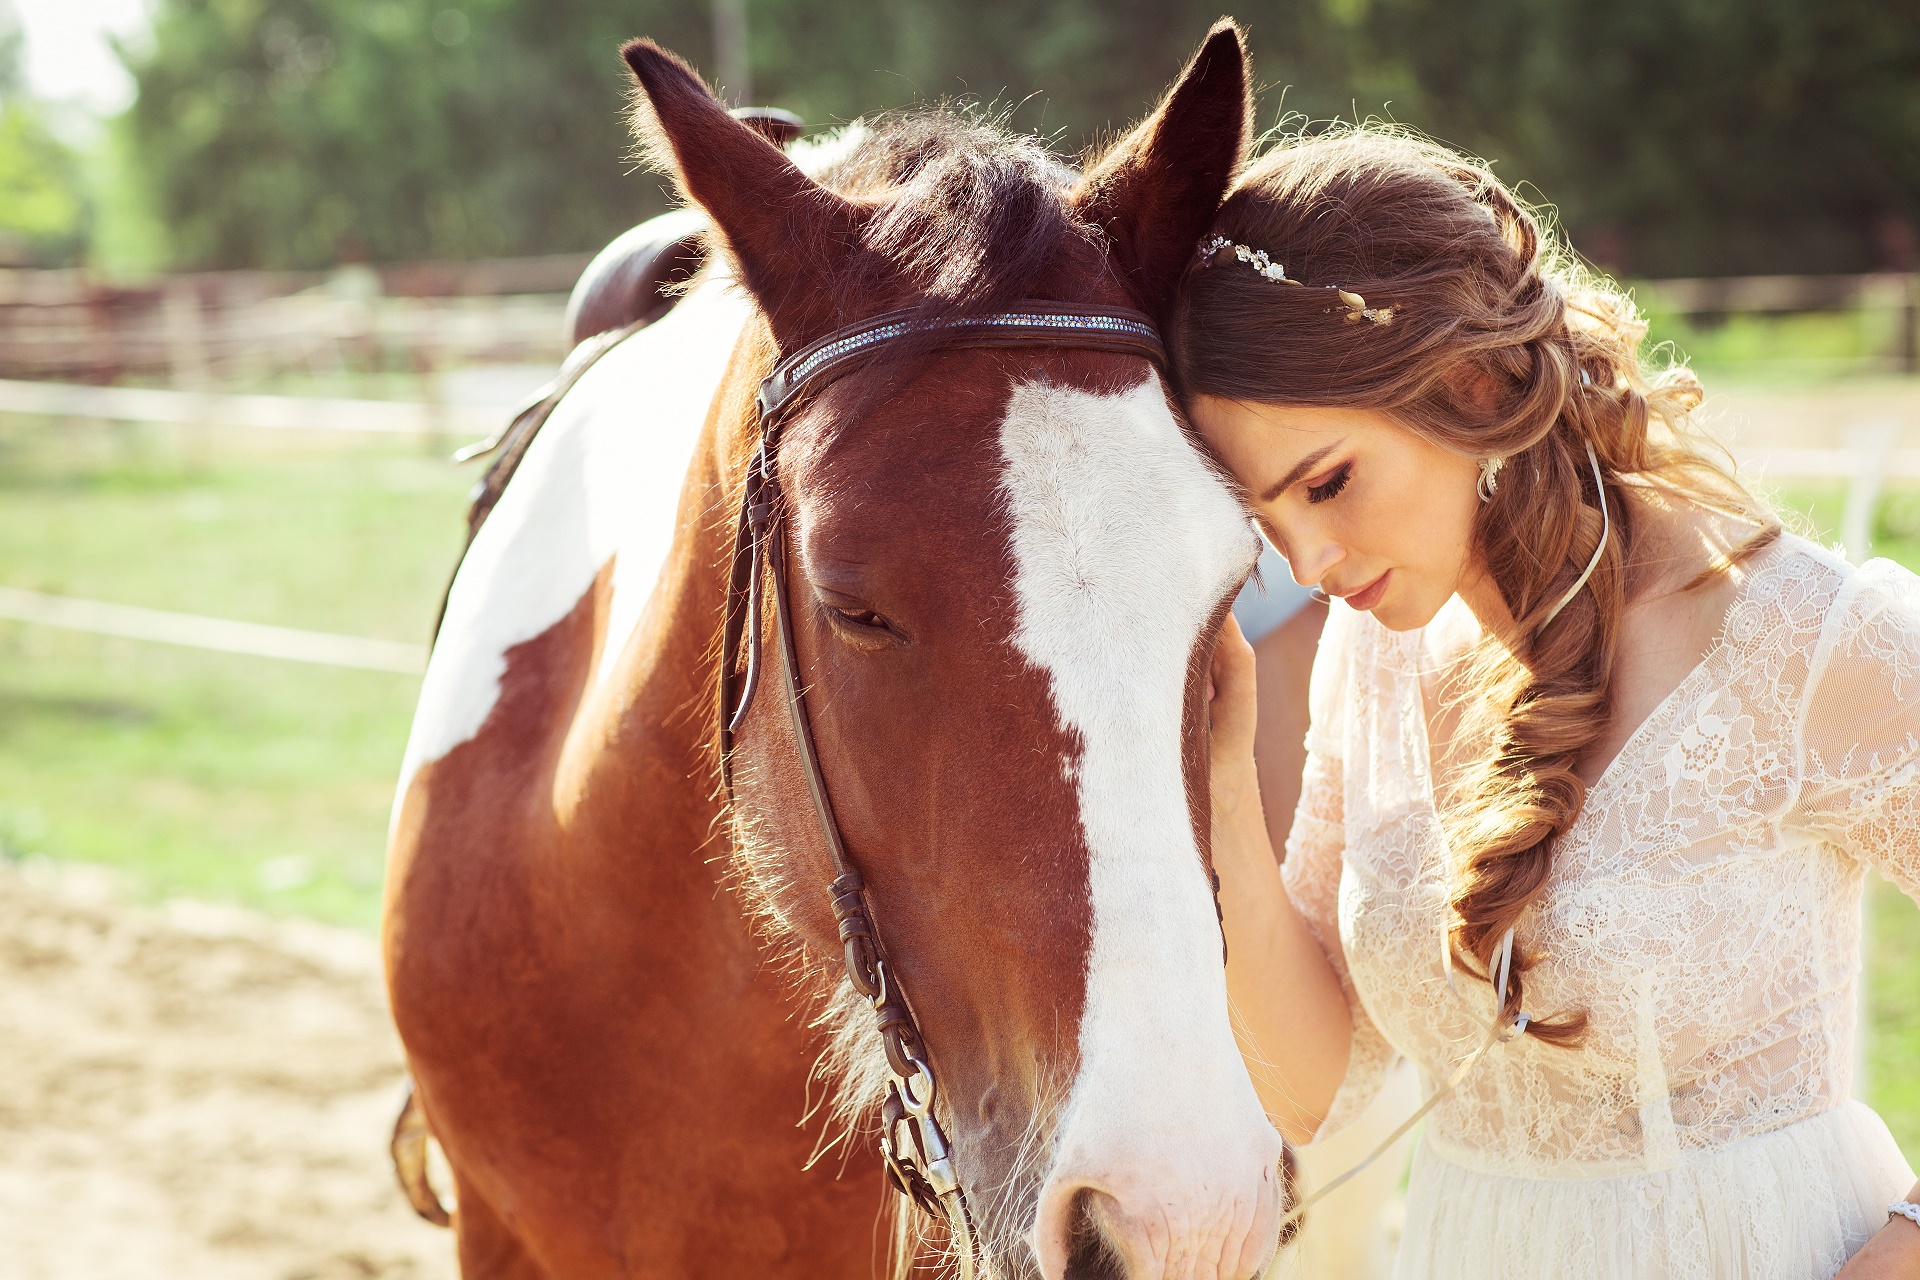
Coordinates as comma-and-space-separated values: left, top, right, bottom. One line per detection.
717, 299, 1165, 1263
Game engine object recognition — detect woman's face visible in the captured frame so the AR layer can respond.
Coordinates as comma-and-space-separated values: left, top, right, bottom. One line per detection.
1187, 395, 1483, 632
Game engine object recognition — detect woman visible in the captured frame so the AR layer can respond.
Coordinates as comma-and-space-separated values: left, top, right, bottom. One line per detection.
1177, 129, 1920, 1278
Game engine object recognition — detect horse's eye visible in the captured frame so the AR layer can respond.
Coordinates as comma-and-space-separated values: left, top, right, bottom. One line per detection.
820, 599, 902, 650
828, 606, 890, 632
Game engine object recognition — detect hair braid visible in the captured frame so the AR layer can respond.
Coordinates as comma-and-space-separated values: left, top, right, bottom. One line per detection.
1169, 126, 1780, 1039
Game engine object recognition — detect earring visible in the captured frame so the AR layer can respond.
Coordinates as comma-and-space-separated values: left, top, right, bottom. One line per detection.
1477, 456, 1505, 503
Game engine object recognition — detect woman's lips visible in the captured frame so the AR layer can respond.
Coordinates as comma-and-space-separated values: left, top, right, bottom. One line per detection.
1340, 570, 1391, 612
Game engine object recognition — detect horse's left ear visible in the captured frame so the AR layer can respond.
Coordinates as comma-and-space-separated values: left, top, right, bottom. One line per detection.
1071, 20, 1250, 321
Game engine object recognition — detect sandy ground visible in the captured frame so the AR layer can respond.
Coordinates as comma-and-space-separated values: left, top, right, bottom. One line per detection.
0, 862, 456, 1280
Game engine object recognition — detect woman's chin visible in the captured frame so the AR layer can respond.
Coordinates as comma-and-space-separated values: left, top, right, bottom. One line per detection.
1367, 586, 1445, 632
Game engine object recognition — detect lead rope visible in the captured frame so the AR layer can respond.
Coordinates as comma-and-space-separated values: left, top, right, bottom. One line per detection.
1271, 927, 1528, 1238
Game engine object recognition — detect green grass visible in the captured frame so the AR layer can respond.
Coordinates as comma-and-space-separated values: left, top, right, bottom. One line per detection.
1637, 293, 1912, 387
0, 414, 470, 927
0, 407, 1914, 1156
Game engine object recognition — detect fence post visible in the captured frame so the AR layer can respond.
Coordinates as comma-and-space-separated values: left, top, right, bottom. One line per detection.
1841, 421, 1898, 565
161, 281, 211, 390
1903, 273, 1918, 375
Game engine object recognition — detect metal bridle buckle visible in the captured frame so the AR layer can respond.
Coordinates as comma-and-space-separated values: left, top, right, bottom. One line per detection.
880, 1056, 962, 1213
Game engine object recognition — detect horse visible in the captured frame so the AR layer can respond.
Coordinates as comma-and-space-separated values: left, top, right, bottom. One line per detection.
383, 23, 1286, 1280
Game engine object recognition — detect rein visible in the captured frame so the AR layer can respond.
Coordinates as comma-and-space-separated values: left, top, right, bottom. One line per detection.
717, 300, 1164, 1263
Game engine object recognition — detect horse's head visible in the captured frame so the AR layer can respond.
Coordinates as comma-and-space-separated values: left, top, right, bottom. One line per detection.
624, 27, 1279, 1280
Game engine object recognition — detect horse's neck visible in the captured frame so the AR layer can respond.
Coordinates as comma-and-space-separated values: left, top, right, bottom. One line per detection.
396, 274, 757, 865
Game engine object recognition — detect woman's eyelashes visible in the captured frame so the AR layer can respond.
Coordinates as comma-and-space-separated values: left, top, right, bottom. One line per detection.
1305, 462, 1352, 504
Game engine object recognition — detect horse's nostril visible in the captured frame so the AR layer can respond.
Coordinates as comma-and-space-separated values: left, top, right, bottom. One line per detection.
1062, 1189, 1126, 1280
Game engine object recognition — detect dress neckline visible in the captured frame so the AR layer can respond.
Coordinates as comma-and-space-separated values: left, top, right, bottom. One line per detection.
1407, 537, 1790, 825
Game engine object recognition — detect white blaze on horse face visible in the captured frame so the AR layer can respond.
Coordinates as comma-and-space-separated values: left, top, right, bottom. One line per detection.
393, 272, 750, 815
998, 376, 1279, 1278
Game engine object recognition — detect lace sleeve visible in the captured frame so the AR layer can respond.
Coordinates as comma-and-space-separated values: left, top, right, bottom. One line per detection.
1795, 560, 1920, 901
1281, 604, 1400, 1140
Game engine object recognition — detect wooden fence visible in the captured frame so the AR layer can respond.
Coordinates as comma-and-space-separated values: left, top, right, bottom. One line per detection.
1637, 272, 1920, 373
0, 255, 589, 384
4, 261, 1916, 385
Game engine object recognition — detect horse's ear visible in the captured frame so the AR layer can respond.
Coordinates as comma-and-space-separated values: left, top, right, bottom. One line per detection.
1071, 20, 1250, 321
621, 39, 862, 347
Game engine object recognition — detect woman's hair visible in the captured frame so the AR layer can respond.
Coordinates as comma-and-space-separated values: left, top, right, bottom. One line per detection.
1171, 127, 1779, 1041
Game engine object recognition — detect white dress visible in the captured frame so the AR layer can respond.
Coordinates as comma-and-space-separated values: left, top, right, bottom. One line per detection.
1284, 534, 1919, 1279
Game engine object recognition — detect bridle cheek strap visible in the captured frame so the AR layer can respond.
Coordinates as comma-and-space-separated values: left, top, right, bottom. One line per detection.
716, 301, 1165, 1258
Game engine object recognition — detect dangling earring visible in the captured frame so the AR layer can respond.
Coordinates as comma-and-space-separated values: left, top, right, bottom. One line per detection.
1477, 456, 1505, 504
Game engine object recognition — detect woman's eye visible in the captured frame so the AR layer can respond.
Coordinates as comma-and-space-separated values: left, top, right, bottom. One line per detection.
1306, 463, 1351, 505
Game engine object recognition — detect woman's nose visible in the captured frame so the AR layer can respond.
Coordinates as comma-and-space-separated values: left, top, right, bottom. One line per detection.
1285, 535, 1343, 590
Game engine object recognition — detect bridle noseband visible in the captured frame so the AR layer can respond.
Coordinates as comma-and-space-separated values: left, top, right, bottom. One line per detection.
716, 300, 1165, 1260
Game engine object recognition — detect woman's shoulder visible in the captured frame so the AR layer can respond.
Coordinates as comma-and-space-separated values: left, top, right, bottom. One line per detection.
1804, 545, 1920, 690
1722, 531, 1846, 650
1724, 533, 1920, 726
1747, 531, 1920, 649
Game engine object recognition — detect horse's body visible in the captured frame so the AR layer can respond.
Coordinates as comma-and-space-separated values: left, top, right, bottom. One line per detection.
389, 274, 875, 1275
385, 27, 1286, 1280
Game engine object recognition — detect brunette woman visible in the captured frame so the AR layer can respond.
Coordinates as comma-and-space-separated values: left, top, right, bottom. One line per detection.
1180, 129, 1920, 1278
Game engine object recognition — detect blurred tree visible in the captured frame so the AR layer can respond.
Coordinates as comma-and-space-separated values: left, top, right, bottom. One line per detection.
1353, 0, 1920, 275
0, 0, 92, 266
118, 0, 1920, 276
123, 0, 708, 268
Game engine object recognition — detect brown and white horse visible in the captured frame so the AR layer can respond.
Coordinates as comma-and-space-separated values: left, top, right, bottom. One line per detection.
383, 24, 1283, 1280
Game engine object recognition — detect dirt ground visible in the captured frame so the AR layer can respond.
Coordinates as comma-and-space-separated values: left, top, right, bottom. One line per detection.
0, 861, 456, 1280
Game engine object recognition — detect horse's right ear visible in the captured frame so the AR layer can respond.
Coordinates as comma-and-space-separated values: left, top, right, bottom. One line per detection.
1070, 21, 1250, 322
621, 39, 862, 348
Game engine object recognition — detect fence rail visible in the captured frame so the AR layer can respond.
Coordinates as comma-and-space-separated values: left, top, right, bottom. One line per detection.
3, 261, 1916, 384
0, 587, 427, 673
0, 377, 501, 436
0, 258, 585, 384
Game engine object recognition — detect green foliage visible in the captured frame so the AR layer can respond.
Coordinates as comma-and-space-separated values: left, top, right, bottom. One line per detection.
0, 98, 90, 265
1344, 0, 1920, 276
118, 0, 1920, 275
0, 0, 90, 266
123, 0, 708, 268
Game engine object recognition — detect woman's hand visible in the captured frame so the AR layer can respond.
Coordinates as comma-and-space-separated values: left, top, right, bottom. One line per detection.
1836, 1186, 1920, 1279
1209, 613, 1262, 824
1207, 611, 1352, 1142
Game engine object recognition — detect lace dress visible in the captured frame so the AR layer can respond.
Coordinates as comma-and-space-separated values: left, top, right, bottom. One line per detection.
1284, 535, 1919, 1279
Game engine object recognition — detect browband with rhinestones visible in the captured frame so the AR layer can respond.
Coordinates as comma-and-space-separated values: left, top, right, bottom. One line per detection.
1195, 234, 1394, 325
756, 302, 1164, 426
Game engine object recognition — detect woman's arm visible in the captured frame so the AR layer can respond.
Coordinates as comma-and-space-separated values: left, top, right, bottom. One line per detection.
1834, 1180, 1920, 1278
1210, 614, 1355, 1144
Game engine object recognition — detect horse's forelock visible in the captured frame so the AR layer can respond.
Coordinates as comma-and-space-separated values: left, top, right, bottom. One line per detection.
825, 111, 1101, 319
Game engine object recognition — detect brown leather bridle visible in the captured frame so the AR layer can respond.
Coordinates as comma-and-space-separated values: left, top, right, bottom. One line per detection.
717, 300, 1166, 1263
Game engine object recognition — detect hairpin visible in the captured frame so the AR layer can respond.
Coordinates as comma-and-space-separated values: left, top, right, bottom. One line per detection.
1196, 235, 1394, 325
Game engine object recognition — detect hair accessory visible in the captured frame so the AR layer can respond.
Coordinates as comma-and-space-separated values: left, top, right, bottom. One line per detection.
1196, 234, 1394, 325
1890, 1201, 1920, 1230
1477, 457, 1504, 504
1538, 439, 1610, 629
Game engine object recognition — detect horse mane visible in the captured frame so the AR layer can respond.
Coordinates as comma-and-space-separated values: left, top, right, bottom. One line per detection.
800, 109, 1102, 326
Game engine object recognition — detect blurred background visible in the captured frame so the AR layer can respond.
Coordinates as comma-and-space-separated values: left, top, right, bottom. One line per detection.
0, 1, 1913, 1277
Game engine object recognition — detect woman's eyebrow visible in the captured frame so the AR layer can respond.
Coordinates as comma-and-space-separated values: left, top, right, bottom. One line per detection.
1259, 442, 1342, 503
